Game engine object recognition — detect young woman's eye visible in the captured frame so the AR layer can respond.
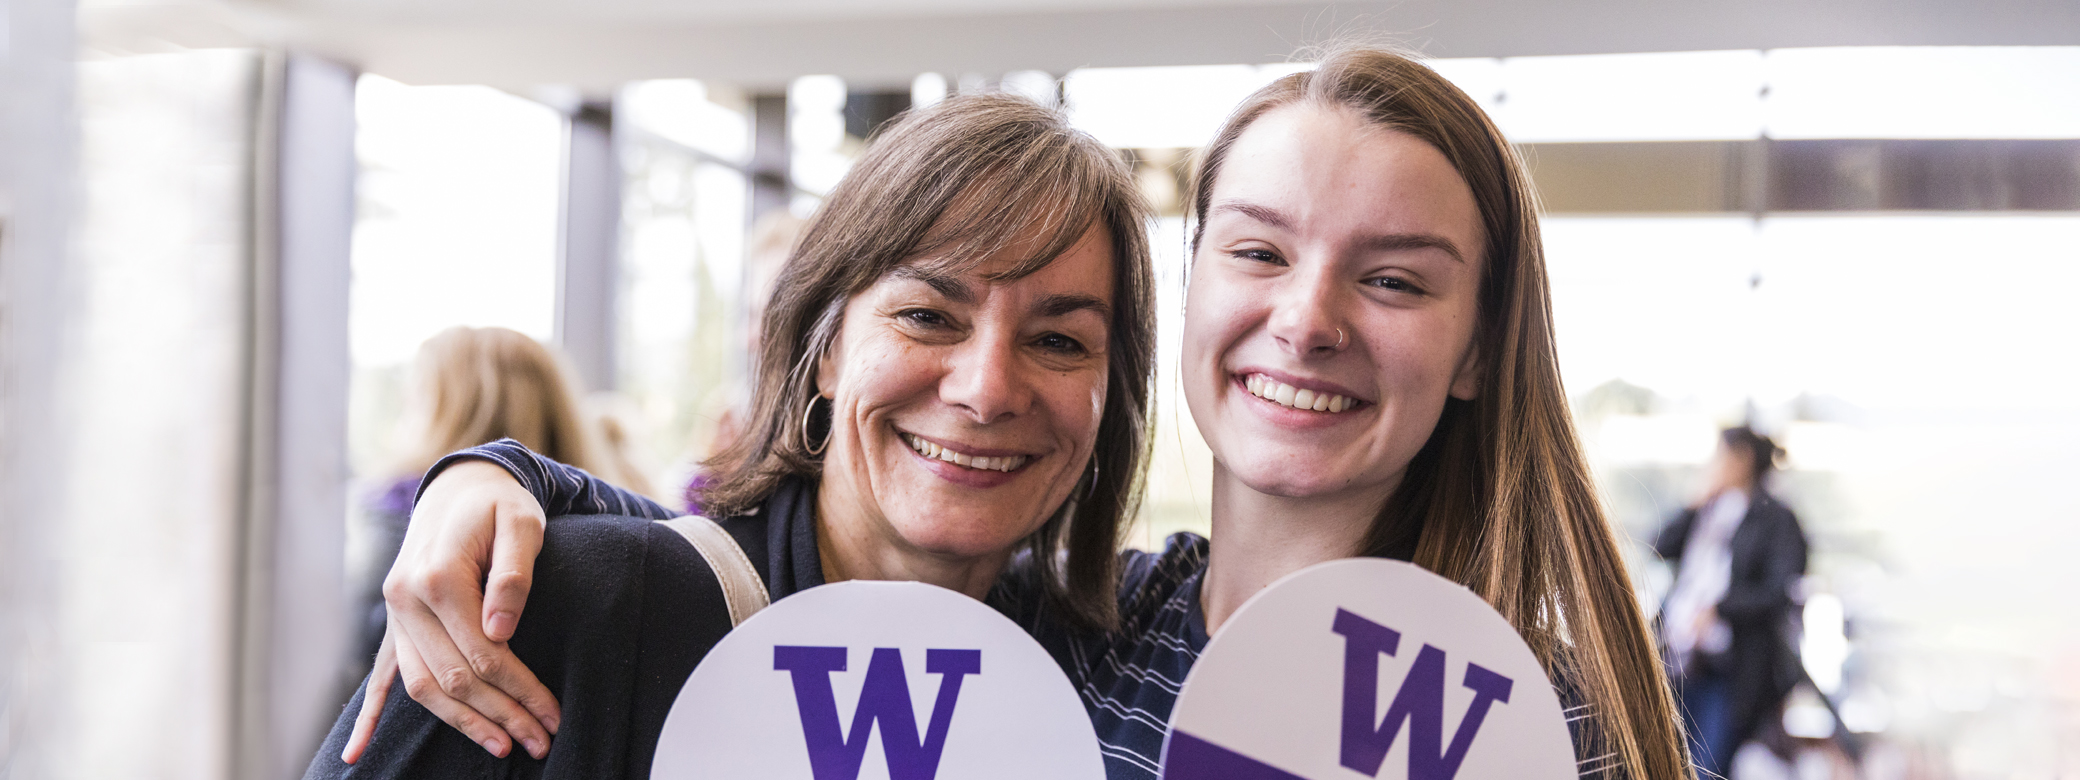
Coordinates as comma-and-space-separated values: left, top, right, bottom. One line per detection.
1034, 332, 1089, 355
1366, 276, 1422, 294
1234, 248, 1285, 266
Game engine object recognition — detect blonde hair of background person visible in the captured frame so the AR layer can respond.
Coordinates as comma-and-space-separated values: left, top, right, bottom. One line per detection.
1174, 45, 1691, 779
395, 326, 629, 486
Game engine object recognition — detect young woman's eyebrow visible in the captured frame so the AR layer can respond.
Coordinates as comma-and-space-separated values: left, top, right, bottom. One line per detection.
1355, 233, 1465, 264
889, 266, 974, 303
1213, 200, 1465, 264
1208, 200, 1292, 231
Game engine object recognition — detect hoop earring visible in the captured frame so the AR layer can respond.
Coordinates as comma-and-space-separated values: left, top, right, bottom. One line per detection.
1334, 328, 1347, 349
1084, 459, 1101, 500
801, 395, 831, 456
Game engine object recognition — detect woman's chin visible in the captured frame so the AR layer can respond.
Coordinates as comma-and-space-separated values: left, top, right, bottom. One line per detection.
889, 514, 1040, 560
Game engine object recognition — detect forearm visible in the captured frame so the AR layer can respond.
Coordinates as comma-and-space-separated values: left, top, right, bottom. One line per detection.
421, 438, 677, 521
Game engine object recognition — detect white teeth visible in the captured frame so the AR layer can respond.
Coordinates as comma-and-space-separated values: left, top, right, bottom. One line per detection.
905, 434, 1027, 472
1243, 374, 1357, 414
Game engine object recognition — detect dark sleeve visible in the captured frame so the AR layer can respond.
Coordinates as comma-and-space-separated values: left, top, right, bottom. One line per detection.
1651, 508, 1697, 561
1547, 658, 1634, 780
1715, 503, 1808, 625
419, 438, 677, 521
305, 514, 735, 780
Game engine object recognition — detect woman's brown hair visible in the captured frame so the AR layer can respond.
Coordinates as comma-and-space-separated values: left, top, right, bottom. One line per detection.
397, 326, 636, 491
700, 93, 1156, 632
1189, 46, 1692, 779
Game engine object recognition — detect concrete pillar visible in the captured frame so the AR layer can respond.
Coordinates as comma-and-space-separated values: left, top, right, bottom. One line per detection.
557, 101, 621, 393
235, 50, 357, 780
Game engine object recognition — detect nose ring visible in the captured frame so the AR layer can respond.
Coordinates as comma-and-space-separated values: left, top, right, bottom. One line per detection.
1334, 328, 1346, 349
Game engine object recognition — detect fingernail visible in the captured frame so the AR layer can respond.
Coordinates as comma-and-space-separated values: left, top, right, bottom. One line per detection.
482, 738, 506, 757
544, 716, 560, 735
524, 738, 546, 759
488, 611, 518, 637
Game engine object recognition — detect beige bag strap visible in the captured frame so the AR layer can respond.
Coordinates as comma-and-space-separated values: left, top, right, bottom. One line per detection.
657, 515, 770, 626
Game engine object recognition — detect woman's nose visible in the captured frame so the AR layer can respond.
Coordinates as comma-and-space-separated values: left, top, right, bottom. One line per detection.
1266, 268, 1346, 357
939, 331, 1033, 424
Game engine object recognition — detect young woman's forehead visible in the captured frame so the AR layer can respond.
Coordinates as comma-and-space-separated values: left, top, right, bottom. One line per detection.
1213, 108, 1483, 259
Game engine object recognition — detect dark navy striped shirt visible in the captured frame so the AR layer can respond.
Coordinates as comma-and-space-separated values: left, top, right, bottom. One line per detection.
439, 440, 1623, 780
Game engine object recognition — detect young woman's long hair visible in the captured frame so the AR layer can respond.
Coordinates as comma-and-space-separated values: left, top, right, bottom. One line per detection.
1190, 46, 1691, 779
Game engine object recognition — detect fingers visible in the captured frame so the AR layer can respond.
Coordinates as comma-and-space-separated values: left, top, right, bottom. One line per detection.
483, 496, 546, 643
388, 572, 556, 759
342, 634, 401, 764
393, 621, 524, 758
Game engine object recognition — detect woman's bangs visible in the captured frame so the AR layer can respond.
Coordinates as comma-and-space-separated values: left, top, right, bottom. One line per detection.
903, 149, 1109, 283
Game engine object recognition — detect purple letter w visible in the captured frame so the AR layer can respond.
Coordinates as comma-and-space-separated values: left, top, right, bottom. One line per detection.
1331, 609, 1514, 780
773, 646, 982, 780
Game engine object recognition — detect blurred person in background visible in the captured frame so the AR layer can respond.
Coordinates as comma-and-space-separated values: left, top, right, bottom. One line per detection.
1655, 426, 1809, 778
584, 391, 661, 502
351, 326, 638, 671
684, 212, 804, 514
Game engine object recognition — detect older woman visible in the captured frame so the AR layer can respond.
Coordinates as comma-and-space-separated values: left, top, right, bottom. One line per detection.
305, 92, 1155, 777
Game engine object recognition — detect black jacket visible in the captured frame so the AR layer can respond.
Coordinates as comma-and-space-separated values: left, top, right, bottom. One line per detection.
1653, 490, 1809, 747
303, 478, 825, 780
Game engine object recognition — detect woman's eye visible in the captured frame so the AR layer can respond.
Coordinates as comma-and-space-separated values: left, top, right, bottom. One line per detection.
899, 309, 950, 327
1035, 333, 1089, 355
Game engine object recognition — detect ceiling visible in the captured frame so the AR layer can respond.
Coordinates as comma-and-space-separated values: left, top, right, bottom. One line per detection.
81, 0, 2080, 94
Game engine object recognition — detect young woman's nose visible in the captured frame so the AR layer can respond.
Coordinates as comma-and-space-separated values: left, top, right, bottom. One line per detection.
1266, 266, 1347, 357
938, 329, 1034, 424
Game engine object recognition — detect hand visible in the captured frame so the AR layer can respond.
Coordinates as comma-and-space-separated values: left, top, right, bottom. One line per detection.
345, 460, 562, 761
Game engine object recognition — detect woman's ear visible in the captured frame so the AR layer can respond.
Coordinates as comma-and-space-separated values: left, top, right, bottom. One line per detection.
1448, 341, 1481, 401
813, 340, 841, 400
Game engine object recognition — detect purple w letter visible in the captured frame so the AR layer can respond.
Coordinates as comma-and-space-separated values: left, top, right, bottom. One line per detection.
773, 646, 982, 780
1332, 609, 1514, 780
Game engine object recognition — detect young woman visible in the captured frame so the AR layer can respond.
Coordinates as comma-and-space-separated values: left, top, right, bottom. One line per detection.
359, 46, 1691, 779
305, 92, 1157, 777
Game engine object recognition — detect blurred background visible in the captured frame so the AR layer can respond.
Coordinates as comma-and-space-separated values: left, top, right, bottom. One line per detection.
2, 0, 2077, 778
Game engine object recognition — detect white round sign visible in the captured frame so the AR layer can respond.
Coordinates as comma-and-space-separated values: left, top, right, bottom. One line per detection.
652, 580, 1105, 780
1160, 559, 1574, 780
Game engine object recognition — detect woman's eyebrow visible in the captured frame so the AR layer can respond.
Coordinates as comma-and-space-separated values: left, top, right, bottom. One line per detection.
890, 266, 974, 303
1034, 293, 1110, 319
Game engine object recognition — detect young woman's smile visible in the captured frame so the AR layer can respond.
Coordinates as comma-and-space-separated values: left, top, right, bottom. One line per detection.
1185, 104, 1485, 503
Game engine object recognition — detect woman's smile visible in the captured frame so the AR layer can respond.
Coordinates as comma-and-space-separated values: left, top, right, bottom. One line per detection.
899, 429, 1038, 489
